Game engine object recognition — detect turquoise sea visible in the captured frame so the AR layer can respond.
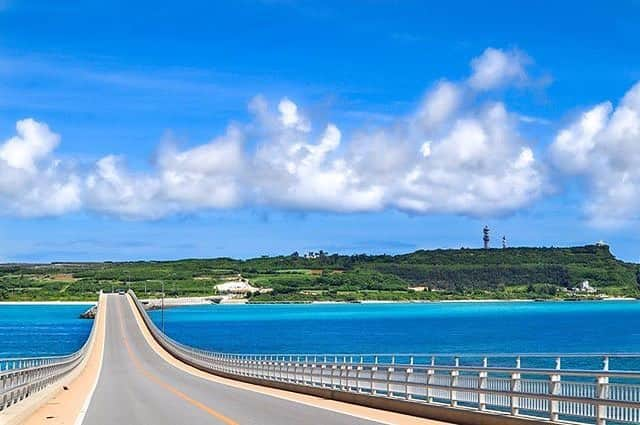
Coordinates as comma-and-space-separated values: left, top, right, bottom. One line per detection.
3, 301, 640, 361
0, 304, 93, 358
149, 301, 640, 357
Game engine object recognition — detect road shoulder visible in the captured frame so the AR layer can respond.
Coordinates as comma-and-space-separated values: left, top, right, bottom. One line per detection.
18, 295, 108, 425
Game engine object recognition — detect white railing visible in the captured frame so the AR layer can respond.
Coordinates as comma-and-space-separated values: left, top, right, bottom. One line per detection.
0, 307, 98, 412
129, 291, 640, 425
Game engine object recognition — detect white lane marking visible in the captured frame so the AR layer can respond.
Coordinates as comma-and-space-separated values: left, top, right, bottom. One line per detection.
74, 297, 107, 425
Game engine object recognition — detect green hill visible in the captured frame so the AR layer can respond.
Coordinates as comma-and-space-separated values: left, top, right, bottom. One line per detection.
0, 244, 638, 301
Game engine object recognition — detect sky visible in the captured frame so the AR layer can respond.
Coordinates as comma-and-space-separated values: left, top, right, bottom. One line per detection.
1, 0, 640, 262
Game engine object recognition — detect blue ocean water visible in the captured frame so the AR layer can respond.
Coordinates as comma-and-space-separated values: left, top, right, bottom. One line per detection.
0, 304, 93, 358
150, 301, 640, 357
5, 301, 640, 363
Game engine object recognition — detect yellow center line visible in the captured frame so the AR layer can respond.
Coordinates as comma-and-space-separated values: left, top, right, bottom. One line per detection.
115, 297, 240, 425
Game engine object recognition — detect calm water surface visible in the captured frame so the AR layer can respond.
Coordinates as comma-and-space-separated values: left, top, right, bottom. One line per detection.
0, 304, 93, 358
150, 300, 640, 356
5, 301, 640, 360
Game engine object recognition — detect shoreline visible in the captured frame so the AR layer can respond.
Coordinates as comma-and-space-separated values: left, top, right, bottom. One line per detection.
0, 301, 95, 305
246, 296, 638, 305
1, 297, 636, 307
245, 297, 639, 306
322, 298, 636, 305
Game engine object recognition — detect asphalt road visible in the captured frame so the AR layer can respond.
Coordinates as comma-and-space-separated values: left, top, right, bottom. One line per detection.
82, 295, 383, 425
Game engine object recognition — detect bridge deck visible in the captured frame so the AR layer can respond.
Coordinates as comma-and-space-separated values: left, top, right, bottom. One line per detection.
82, 294, 402, 425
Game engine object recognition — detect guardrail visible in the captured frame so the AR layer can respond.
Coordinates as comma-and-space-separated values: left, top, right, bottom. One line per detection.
129, 290, 640, 425
0, 306, 98, 412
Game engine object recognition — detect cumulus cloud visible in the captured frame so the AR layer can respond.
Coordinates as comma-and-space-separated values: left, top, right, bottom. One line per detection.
83, 126, 246, 219
252, 113, 385, 212
415, 81, 462, 129
351, 98, 543, 215
277, 98, 310, 132
157, 126, 245, 209
0, 118, 60, 172
468, 47, 530, 91
551, 81, 640, 226
0, 119, 81, 216
0, 47, 546, 219
84, 155, 166, 219
551, 103, 611, 173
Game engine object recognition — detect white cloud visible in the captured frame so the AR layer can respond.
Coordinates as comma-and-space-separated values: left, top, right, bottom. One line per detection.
0, 119, 81, 217
0, 119, 60, 172
415, 81, 462, 129
550, 81, 640, 226
0, 47, 546, 220
388, 102, 543, 215
277, 98, 310, 132
468, 47, 530, 91
84, 126, 246, 218
84, 155, 166, 219
551, 102, 611, 173
252, 103, 385, 213
157, 126, 245, 209
77, 88, 542, 218
420, 141, 432, 157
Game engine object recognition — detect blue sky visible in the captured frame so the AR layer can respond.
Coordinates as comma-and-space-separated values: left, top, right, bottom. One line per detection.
1, 0, 640, 262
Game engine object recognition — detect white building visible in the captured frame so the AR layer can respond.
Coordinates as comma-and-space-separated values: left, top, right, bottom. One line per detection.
215, 280, 260, 294
575, 280, 597, 293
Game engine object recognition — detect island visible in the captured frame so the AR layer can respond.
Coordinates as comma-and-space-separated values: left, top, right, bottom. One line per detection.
1, 244, 638, 303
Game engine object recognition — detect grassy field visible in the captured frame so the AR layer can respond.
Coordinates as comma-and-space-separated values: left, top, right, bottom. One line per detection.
1, 244, 638, 302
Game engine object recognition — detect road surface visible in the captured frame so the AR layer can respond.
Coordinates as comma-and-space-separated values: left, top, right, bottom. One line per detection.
82, 294, 384, 425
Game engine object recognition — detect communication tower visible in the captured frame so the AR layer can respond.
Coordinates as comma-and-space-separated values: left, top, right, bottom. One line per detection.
483, 226, 490, 249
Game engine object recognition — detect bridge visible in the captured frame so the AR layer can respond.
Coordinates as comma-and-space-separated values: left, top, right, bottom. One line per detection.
1, 293, 639, 425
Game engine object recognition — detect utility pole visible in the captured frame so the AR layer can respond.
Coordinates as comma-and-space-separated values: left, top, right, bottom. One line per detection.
161, 281, 165, 333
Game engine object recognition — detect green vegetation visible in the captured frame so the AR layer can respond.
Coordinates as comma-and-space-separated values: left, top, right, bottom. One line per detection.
0, 245, 638, 302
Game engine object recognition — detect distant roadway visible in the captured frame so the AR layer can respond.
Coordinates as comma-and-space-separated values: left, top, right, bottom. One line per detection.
81, 294, 389, 425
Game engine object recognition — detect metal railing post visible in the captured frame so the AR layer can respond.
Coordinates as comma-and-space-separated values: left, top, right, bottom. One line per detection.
478, 357, 488, 411
450, 357, 460, 407
596, 356, 609, 425
405, 356, 414, 400
386, 366, 392, 397
549, 357, 562, 422
511, 356, 521, 416
427, 356, 435, 403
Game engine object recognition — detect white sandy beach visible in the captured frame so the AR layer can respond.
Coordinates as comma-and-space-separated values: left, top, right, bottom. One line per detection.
601, 297, 637, 301
1, 296, 635, 308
